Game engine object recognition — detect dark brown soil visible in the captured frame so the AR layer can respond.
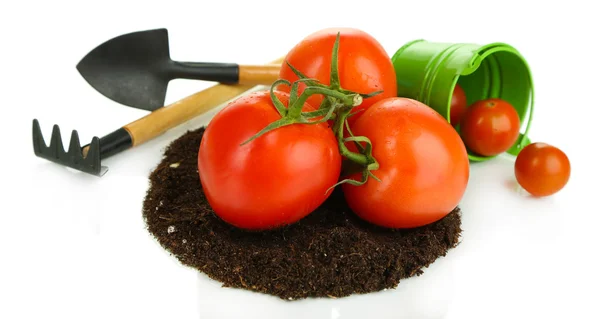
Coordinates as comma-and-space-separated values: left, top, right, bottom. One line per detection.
142, 127, 462, 300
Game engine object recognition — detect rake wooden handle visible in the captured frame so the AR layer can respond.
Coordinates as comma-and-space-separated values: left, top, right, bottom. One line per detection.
125, 83, 262, 146
88, 57, 285, 159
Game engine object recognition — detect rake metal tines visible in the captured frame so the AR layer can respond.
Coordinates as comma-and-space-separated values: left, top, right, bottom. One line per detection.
32, 119, 107, 176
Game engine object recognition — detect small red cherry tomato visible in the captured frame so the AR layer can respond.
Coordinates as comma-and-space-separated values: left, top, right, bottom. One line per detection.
460, 98, 521, 157
514, 142, 571, 197
449, 84, 467, 127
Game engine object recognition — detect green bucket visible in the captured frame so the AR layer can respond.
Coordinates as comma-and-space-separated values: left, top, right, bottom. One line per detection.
390, 40, 534, 161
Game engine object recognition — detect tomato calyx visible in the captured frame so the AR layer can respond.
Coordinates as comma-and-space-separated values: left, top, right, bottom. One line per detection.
242, 32, 384, 189
240, 78, 359, 145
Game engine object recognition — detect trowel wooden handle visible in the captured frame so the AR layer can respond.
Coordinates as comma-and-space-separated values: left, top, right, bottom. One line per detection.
238, 64, 281, 86
91, 57, 285, 159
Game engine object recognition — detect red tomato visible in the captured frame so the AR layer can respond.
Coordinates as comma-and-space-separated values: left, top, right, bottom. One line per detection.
278, 27, 397, 125
514, 142, 570, 197
449, 84, 467, 127
197, 91, 342, 230
341, 97, 470, 229
460, 98, 521, 157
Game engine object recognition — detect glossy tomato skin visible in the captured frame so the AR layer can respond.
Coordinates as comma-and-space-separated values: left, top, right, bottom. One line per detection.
460, 98, 521, 157
449, 84, 467, 127
197, 91, 341, 230
514, 143, 570, 197
342, 97, 470, 229
278, 27, 397, 124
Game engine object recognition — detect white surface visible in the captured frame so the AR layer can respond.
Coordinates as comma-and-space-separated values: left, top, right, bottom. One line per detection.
1, 0, 599, 318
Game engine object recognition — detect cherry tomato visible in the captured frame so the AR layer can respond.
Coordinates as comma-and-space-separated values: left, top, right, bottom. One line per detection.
341, 97, 470, 229
278, 27, 397, 125
514, 142, 570, 197
449, 84, 467, 127
197, 91, 341, 230
460, 98, 521, 157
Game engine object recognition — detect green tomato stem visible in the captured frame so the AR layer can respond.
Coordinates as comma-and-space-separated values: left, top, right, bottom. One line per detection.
332, 107, 371, 167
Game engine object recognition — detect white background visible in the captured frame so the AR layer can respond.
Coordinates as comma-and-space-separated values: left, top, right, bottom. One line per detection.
2, 0, 599, 318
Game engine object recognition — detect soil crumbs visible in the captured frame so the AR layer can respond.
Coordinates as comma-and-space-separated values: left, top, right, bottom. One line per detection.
142, 127, 462, 301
